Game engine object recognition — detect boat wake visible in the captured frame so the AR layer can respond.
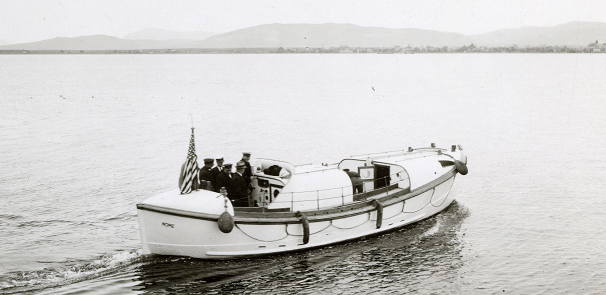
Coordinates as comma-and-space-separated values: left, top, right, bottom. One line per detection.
0, 249, 141, 294
0, 203, 470, 294
420, 219, 441, 238
127, 202, 472, 294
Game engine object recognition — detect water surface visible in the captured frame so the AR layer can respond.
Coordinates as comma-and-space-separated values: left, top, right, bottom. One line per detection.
1, 53, 605, 294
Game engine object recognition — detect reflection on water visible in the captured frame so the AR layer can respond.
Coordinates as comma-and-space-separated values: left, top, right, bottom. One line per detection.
5, 53, 603, 294
127, 201, 468, 295
23, 202, 467, 294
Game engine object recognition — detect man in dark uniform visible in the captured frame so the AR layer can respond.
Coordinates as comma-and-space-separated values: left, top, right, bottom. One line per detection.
198, 158, 214, 191
230, 161, 249, 207
210, 156, 224, 192
344, 169, 364, 194
240, 152, 252, 185
216, 163, 233, 197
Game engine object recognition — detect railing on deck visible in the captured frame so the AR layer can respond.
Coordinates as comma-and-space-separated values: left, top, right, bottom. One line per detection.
255, 171, 411, 211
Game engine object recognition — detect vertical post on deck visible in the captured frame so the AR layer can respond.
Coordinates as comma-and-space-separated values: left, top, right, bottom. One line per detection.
385, 178, 389, 196
317, 190, 320, 210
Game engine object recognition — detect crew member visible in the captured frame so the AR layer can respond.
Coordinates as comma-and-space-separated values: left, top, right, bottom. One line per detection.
344, 168, 364, 194
199, 158, 214, 191
231, 161, 249, 207
211, 156, 224, 192
240, 152, 252, 185
216, 163, 233, 197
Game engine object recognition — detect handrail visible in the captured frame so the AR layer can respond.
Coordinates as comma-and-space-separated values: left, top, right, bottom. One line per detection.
292, 166, 340, 175
264, 175, 400, 195
260, 170, 412, 210
350, 149, 411, 158
395, 153, 446, 162
349, 146, 446, 158
252, 149, 458, 210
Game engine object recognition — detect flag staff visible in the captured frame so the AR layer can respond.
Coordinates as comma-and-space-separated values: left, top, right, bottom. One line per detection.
178, 114, 200, 194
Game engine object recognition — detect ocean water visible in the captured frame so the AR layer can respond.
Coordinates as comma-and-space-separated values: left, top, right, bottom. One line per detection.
1, 53, 605, 294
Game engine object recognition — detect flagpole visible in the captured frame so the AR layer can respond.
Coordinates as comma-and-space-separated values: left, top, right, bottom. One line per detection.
179, 115, 200, 194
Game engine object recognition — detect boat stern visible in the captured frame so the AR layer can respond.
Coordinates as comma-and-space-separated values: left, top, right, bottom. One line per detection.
136, 189, 235, 257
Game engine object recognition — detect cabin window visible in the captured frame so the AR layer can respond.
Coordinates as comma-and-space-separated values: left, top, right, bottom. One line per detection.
257, 179, 269, 188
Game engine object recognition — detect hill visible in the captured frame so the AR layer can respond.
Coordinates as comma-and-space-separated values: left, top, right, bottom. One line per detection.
193, 23, 471, 48
2, 22, 605, 51
124, 28, 216, 40
0, 35, 197, 50
470, 22, 606, 47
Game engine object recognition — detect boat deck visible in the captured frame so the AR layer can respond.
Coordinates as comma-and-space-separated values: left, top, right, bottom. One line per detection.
351, 148, 446, 165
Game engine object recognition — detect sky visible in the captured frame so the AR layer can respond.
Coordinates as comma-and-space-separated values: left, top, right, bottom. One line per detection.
1, 0, 606, 44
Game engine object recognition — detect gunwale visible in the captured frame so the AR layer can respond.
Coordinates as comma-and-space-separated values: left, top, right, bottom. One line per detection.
136, 166, 457, 224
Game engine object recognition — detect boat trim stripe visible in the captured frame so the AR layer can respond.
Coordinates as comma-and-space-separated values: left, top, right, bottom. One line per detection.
136, 168, 458, 224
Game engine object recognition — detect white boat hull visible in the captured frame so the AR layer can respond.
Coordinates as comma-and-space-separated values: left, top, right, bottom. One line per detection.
138, 174, 458, 259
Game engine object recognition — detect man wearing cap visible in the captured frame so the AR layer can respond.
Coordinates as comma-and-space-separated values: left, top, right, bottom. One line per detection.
210, 156, 224, 192
230, 161, 249, 207
240, 152, 252, 185
198, 158, 214, 191
216, 163, 233, 197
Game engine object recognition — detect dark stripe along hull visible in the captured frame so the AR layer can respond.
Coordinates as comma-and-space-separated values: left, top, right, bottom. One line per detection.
136, 168, 459, 259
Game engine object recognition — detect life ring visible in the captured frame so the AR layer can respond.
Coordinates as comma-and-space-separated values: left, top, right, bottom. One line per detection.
454, 160, 468, 175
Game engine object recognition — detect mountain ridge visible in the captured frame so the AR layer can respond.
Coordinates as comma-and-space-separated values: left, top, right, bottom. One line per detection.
123, 28, 216, 41
469, 21, 606, 47
0, 35, 198, 50
1, 22, 605, 51
190, 23, 472, 48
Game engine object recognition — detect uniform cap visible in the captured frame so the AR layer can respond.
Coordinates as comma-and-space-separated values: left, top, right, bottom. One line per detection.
242, 152, 251, 156
203, 158, 214, 164
215, 156, 224, 161
223, 163, 233, 168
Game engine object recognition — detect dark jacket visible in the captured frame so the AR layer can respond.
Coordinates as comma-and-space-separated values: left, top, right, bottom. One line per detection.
210, 166, 222, 192
199, 166, 213, 181
216, 172, 233, 195
231, 172, 248, 207
241, 159, 252, 184
199, 166, 213, 190
345, 170, 364, 194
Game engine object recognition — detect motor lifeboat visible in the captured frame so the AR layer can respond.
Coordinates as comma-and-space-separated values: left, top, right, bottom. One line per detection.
136, 144, 468, 259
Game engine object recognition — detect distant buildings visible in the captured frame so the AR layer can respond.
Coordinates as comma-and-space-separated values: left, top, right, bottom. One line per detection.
587, 40, 606, 52
1, 42, 605, 55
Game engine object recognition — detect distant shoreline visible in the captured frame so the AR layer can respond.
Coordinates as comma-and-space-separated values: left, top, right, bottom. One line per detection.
0, 45, 604, 55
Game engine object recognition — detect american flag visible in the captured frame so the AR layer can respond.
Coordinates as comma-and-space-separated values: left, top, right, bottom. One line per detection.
178, 128, 200, 194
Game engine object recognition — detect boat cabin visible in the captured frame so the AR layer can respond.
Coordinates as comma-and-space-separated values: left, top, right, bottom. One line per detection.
247, 157, 412, 211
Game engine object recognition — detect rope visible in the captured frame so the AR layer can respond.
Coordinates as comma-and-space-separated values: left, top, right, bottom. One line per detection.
402, 189, 435, 214
286, 220, 332, 236
235, 219, 334, 242
330, 213, 371, 229
234, 224, 289, 242
430, 177, 456, 208
379, 201, 405, 220
235, 181, 452, 242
